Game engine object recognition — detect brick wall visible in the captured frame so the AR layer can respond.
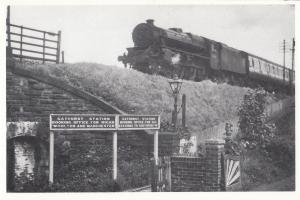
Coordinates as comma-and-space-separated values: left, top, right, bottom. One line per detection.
170, 140, 225, 191
7, 70, 108, 123
148, 132, 180, 156
6, 65, 160, 190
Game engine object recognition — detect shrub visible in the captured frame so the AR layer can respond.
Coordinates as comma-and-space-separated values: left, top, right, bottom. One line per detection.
237, 88, 294, 190
237, 88, 276, 154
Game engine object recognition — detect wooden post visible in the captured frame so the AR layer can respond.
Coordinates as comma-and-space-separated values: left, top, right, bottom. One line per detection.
167, 157, 171, 191
291, 38, 295, 72
61, 50, 64, 63
113, 131, 117, 180
154, 130, 158, 165
49, 131, 54, 184
283, 39, 286, 80
43, 31, 46, 64
56, 30, 61, 64
182, 94, 186, 128
151, 131, 159, 191
151, 158, 158, 192
6, 6, 11, 49
291, 38, 295, 94
20, 26, 23, 61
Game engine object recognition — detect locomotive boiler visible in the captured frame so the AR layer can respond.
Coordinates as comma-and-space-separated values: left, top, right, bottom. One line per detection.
118, 19, 295, 92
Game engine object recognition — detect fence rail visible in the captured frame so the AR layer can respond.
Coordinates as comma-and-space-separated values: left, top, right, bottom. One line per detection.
6, 6, 61, 64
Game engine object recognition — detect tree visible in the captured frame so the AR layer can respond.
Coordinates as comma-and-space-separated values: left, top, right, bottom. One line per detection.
237, 88, 276, 154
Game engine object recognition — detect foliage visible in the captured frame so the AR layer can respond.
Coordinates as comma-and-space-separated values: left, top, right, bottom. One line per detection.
237, 88, 294, 190
15, 61, 255, 134
12, 142, 151, 192
237, 88, 276, 154
224, 123, 241, 156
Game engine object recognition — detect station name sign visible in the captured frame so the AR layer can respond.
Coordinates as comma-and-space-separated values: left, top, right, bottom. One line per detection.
119, 115, 160, 130
50, 114, 117, 130
50, 114, 160, 131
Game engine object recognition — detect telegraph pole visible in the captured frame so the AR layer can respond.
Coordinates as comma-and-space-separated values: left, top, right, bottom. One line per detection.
291, 38, 295, 72
282, 40, 286, 80
283, 40, 286, 67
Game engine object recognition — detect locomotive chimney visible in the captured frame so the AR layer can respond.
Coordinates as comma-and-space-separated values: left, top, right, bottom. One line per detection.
146, 19, 154, 26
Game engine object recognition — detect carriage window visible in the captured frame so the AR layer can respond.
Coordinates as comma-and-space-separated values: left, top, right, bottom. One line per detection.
254, 58, 259, 71
293, 72, 295, 82
267, 64, 270, 73
279, 68, 282, 77
263, 62, 268, 74
261, 61, 266, 74
211, 45, 217, 53
286, 70, 289, 79
272, 66, 275, 75
258, 60, 262, 71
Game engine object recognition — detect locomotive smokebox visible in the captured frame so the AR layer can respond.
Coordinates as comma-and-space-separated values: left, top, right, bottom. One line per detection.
132, 20, 156, 48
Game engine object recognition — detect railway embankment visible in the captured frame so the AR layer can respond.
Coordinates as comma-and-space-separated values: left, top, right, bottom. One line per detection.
11, 60, 277, 134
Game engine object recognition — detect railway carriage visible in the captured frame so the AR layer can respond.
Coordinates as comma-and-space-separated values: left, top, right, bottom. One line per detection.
118, 19, 294, 92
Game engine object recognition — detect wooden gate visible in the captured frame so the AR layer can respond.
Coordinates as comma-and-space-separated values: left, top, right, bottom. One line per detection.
6, 6, 61, 64
151, 156, 171, 192
224, 154, 241, 190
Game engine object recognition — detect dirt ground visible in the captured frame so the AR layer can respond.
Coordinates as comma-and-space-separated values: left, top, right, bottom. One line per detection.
250, 176, 295, 191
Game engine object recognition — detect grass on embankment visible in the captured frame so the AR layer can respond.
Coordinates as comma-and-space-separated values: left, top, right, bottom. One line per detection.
15, 61, 253, 138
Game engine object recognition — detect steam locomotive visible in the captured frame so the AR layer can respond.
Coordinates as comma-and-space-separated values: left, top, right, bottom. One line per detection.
118, 19, 295, 91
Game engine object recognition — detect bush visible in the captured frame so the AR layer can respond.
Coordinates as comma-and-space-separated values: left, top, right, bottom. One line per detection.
237, 88, 276, 154
237, 88, 294, 190
13, 142, 151, 192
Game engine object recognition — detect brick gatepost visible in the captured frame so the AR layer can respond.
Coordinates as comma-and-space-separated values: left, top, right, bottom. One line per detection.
204, 139, 225, 191
170, 139, 225, 192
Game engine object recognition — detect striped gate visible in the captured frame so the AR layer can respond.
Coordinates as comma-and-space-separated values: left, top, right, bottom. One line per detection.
224, 154, 241, 189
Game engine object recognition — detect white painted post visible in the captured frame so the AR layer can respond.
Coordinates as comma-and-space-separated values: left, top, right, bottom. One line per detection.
49, 131, 54, 184
154, 130, 159, 165
113, 131, 117, 180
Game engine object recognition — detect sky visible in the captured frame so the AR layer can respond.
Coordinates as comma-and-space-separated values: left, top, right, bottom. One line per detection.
8, 4, 295, 68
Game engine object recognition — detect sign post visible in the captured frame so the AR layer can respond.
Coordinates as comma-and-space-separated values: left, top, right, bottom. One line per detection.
118, 115, 160, 165
113, 131, 117, 181
49, 114, 160, 185
49, 131, 54, 184
154, 130, 158, 165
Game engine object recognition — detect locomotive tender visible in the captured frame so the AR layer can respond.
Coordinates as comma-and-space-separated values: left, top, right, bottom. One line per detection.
118, 19, 295, 91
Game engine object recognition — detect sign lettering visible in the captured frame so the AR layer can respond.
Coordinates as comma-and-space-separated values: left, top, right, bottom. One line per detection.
50, 114, 117, 130
50, 114, 160, 130
118, 115, 160, 130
